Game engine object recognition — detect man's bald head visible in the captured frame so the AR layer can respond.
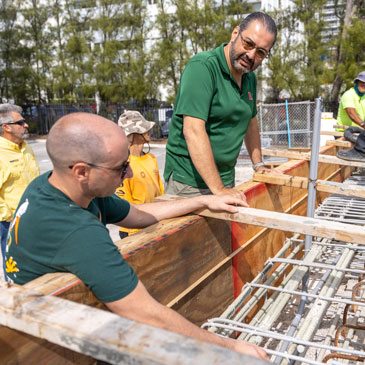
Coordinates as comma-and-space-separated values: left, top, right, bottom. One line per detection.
46, 113, 127, 169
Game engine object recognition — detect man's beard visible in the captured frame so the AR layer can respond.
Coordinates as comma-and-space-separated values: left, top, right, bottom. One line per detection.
230, 51, 254, 74
229, 37, 255, 74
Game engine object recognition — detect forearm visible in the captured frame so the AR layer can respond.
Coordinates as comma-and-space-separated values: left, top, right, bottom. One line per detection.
107, 283, 234, 350
130, 195, 209, 225
183, 116, 225, 193
345, 108, 363, 126
244, 117, 263, 165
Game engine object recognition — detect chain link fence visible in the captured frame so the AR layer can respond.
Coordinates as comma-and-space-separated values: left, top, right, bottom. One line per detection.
257, 101, 315, 149
23, 102, 173, 138
25, 100, 334, 150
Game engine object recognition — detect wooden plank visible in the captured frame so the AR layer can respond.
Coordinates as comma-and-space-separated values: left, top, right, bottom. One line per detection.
195, 207, 365, 245
0, 285, 267, 365
253, 173, 309, 189
333, 125, 349, 130
326, 140, 353, 148
253, 172, 365, 199
262, 148, 365, 168
320, 131, 344, 137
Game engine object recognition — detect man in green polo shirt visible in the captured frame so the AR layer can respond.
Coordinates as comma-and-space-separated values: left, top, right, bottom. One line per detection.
336, 71, 365, 132
164, 12, 278, 198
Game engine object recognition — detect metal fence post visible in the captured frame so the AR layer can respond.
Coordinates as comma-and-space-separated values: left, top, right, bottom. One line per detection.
302, 97, 322, 295
306, 101, 311, 147
259, 102, 263, 134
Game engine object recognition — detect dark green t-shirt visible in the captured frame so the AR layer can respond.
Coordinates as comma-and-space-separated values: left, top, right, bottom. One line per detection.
164, 43, 257, 189
5, 172, 138, 303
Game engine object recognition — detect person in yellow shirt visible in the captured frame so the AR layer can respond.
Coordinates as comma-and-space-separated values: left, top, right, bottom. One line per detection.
115, 111, 164, 238
0, 104, 40, 281
336, 71, 365, 132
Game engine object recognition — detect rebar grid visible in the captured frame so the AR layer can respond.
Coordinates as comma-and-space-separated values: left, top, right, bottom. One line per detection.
203, 174, 365, 364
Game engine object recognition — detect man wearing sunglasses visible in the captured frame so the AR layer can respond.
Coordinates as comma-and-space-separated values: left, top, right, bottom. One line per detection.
0, 103, 39, 282
164, 12, 279, 199
5, 112, 267, 361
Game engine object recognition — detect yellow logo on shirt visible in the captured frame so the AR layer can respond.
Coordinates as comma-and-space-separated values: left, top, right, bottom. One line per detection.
6, 256, 19, 274
9, 199, 29, 245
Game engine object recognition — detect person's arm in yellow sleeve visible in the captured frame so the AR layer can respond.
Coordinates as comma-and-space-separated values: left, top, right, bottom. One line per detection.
0, 162, 13, 222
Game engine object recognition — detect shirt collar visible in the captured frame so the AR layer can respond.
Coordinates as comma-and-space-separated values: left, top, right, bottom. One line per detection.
215, 42, 248, 87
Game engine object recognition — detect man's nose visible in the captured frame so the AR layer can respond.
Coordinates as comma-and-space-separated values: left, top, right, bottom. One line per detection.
245, 47, 257, 61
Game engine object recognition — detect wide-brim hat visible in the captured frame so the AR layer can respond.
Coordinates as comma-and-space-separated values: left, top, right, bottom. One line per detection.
118, 110, 155, 136
354, 71, 365, 83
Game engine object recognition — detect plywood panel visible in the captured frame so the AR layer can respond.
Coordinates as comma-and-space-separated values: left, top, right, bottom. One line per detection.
126, 217, 233, 307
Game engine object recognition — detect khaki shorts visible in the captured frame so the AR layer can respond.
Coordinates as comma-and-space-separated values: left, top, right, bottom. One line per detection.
164, 174, 234, 197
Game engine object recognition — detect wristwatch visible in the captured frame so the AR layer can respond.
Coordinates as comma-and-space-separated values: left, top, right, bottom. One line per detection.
253, 161, 265, 171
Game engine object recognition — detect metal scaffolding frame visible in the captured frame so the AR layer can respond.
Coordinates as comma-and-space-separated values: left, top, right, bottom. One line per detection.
202, 99, 365, 363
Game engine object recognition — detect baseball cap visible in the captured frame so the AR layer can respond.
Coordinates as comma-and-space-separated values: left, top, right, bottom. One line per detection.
354, 71, 365, 82
118, 110, 155, 136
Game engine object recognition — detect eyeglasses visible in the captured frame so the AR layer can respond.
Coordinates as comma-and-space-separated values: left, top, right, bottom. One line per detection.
238, 33, 270, 60
68, 150, 130, 179
5, 119, 27, 126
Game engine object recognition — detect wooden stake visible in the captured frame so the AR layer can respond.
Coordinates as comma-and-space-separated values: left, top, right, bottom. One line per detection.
253, 172, 365, 199
262, 148, 365, 168
320, 131, 344, 137
326, 140, 353, 148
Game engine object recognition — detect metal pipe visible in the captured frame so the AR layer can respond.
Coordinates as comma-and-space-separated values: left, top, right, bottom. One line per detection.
237, 244, 327, 342
273, 251, 343, 364
304, 97, 322, 252
217, 236, 301, 322
245, 282, 364, 307
202, 319, 365, 358
286, 247, 356, 359
268, 257, 365, 275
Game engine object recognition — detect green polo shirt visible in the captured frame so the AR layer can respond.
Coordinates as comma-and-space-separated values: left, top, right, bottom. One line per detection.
336, 87, 365, 131
5, 172, 138, 303
164, 43, 257, 189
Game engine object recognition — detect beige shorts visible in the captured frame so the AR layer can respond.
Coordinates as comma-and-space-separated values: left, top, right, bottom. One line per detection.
164, 174, 234, 197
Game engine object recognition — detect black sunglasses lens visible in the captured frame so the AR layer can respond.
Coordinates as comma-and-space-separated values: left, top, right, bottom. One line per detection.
121, 162, 129, 178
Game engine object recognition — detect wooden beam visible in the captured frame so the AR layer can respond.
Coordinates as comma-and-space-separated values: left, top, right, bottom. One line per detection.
262, 148, 365, 168
253, 172, 365, 199
326, 140, 353, 148
320, 131, 344, 137
195, 207, 365, 245
0, 285, 267, 365
159, 193, 365, 244
333, 125, 349, 130
253, 173, 308, 189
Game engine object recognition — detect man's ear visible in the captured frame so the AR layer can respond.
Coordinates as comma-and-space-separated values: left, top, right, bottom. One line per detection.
2, 124, 11, 133
71, 164, 90, 183
230, 26, 240, 43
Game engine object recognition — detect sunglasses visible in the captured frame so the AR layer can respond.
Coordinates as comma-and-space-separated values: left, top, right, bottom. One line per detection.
238, 33, 270, 60
69, 150, 130, 179
5, 119, 27, 126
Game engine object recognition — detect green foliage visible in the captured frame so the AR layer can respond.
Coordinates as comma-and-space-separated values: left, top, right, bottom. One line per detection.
0, 0, 362, 105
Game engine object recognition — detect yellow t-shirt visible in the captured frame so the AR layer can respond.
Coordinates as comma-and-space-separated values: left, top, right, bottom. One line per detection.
115, 153, 163, 235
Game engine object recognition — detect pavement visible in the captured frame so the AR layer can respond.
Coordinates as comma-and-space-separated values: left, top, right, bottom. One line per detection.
28, 139, 254, 242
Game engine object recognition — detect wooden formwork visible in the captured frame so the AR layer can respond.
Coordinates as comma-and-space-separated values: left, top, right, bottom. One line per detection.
0, 143, 359, 364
